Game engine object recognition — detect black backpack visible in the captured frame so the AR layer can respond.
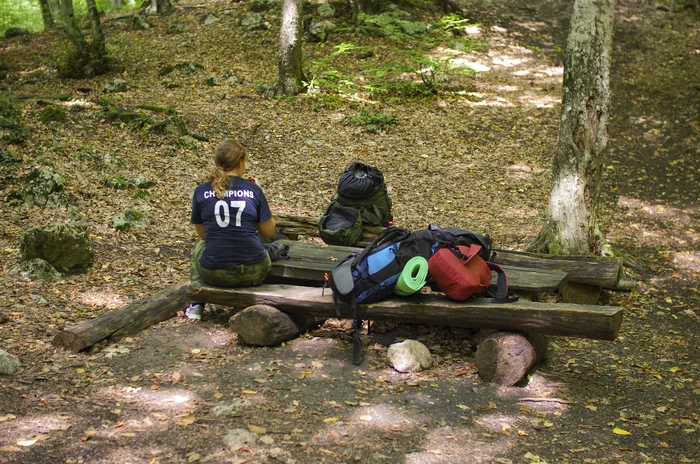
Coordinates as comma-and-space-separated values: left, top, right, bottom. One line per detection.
327, 225, 491, 364
336, 162, 392, 227
318, 163, 393, 246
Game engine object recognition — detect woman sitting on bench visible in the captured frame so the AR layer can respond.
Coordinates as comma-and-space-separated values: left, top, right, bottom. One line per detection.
185, 139, 285, 320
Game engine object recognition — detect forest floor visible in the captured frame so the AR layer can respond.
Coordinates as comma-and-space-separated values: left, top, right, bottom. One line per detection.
0, 0, 698, 462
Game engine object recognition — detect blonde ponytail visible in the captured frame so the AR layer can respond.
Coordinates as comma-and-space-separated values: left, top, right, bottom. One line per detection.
210, 166, 230, 199
207, 139, 247, 199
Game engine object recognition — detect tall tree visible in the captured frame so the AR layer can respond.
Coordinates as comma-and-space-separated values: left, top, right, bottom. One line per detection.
58, 0, 109, 77
528, 0, 614, 255
277, 0, 306, 95
38, 0, 55, 29
145, 0, 174, 15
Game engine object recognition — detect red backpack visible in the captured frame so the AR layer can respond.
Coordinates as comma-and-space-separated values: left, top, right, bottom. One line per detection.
428, 244, 512, 301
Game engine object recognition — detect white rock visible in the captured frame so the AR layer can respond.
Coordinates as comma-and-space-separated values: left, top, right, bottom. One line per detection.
222, 428, 258, 447
387, 339, 432, 373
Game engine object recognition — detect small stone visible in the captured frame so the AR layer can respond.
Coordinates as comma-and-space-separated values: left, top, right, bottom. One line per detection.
387, 339, 433, 373
222, 428, 257, 447
201, 13, 219, 26
103, 78, 129, 93
0, 349, 20, 376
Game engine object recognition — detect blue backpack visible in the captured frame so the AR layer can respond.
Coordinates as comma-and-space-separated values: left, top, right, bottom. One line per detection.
327, 225, 492, 364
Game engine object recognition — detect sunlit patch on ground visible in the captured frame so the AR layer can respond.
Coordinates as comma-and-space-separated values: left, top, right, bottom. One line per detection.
405, 424, 512, 463
76, 289, 130, 309
96, 385, 198, 412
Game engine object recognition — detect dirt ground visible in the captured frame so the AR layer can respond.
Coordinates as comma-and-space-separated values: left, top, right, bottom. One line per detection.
0, 0, 698, 463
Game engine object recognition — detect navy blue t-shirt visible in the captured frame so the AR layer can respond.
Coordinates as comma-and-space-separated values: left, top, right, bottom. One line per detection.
191, 176, 272, 269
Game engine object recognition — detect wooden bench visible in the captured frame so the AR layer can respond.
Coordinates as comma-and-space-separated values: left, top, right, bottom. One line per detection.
267, 240, 568, 298
189, 282, 622, 341
273, 214, 625, 295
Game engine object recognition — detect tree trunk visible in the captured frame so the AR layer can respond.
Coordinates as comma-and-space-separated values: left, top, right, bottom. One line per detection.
277, 0, 306, 95
59, 0, 87, 49
147, 0, 174, 14
38, 0, 55, 29
528, 0, 614, 255
86, 0, 108, 74
353, 0, 380, 18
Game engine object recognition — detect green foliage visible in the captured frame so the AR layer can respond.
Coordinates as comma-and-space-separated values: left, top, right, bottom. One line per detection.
135, 104, 176, 116
438, 14, 471, 33
0, 91, 29, 144
0, 148, 21, 176
132, 189, 151, 201
38, 105, 66, 123
347, 110, 398, 132
106, 175, 131, 190
1, 0, 140, 36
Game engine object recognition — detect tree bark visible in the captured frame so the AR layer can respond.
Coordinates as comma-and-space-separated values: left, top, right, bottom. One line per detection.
529, 0, 614, 255
52, 282, 189, 352
353, 0, 380, 17
86, 0, 108, 74
38, 0, 55, 29
59, 0, 87, 49
146, 0, 174, 14
277, 0, 306, 95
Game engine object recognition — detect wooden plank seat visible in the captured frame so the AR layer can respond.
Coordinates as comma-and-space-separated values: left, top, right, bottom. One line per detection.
273, 214, 624, 289
188, 282, 623, 341
266, 240, 568, 296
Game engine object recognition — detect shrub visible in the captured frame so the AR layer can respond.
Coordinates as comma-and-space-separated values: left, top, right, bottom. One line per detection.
348, 110, 398, 132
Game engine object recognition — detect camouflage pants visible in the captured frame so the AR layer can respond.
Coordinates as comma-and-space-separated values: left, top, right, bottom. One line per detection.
190, 240, 271, 288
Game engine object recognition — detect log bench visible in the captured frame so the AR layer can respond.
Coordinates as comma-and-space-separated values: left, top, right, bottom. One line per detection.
188, 240, 623, 384
273, 214, 625, 298
189, 281, 623, 385
267, 240, 568, 299
188, 283, 623, 341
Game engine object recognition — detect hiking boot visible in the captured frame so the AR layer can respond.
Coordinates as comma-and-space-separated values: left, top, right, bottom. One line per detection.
185, 303, 203, 320
264, 242, 290, 262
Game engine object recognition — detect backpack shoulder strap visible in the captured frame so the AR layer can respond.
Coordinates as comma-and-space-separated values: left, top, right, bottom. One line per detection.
487, 262, 518, 303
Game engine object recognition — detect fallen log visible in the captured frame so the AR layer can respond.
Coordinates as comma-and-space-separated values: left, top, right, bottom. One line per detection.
492, 250, 622, 289
52, 282, 189, 352
271, 215, 623, 288
189, 283, 623, 341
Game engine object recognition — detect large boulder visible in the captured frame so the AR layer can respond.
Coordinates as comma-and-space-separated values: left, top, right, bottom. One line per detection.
229, 305, 319, 346
20, 222, 90, 271
239, 13, 269, 31
387, 339, 433, 373
0, 349, 20, 376
8, 258, 62, 282
22, 167, 69, 208
308, 20, 336, 42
